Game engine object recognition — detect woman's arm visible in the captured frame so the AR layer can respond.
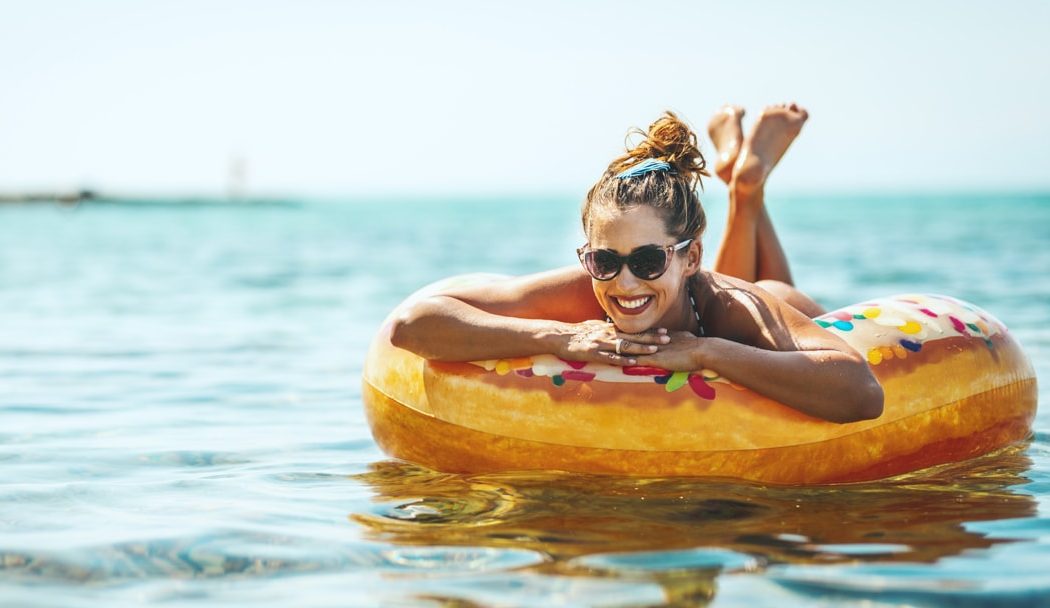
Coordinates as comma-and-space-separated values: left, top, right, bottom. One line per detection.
688, 337, 883, 423
389, 267, 666, 365
634, 281, 883, 423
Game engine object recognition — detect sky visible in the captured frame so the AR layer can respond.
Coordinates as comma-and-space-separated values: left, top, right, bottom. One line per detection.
2, 0, 1048, 197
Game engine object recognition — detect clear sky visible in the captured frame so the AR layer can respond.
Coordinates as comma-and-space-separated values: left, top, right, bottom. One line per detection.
2, 0, 1048, 197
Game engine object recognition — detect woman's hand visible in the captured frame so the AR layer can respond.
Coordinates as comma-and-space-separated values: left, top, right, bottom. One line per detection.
630, 330, 703, 371
556, 320, 670, 366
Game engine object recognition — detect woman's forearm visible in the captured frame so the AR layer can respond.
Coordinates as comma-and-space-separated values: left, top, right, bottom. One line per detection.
390, 296, 568, 361
695, 338, 884, 423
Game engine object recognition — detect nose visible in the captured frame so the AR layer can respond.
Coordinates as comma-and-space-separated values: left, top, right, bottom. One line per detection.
614, 264, 642, 291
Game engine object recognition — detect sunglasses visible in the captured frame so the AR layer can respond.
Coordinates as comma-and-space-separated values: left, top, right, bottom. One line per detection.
577, 239, 693, 281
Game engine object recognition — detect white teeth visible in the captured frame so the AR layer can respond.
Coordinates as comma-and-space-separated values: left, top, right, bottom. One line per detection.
616, 296, 651, 310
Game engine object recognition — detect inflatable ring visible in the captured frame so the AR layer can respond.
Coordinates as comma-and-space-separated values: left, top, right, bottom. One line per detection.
362, 275, 1037, 484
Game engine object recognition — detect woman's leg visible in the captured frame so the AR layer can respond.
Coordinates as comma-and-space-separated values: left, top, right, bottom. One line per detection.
708, 103, 825, 316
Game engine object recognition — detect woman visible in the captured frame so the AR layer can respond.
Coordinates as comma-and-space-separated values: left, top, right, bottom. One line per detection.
390, 104, 883, 423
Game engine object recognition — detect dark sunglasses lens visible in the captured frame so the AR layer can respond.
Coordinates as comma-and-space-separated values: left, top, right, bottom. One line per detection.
586, 250, 622, 279
628, 248, 668, 280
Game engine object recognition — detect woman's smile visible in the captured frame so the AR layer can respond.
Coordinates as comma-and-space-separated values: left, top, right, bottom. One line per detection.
611, 294, 654, 315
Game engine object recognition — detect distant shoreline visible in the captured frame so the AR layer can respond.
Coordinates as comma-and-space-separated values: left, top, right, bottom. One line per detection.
0, 190, 298, 206
0, 189, 98, 204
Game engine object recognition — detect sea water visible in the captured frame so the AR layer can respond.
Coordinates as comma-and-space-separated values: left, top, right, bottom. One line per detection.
0, 193, 1047, 607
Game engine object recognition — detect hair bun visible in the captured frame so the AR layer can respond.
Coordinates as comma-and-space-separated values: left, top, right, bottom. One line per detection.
614, 111, 710, 188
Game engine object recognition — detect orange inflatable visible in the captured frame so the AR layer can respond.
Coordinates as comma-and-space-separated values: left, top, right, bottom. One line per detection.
362, 275, 1037, 484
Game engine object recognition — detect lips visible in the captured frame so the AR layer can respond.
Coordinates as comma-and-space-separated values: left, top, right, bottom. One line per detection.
612, 295, 653, 316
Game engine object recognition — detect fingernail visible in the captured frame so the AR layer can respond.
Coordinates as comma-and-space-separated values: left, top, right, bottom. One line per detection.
660, 336, 670, 343
648, 345, 657, 351
628, 359, 636, 365
657, 328, 668, 334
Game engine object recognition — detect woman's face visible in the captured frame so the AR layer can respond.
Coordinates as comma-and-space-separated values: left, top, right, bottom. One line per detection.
584, 205, 701, 334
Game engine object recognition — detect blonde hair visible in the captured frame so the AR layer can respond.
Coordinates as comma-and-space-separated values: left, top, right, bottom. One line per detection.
582, 111, 710, 241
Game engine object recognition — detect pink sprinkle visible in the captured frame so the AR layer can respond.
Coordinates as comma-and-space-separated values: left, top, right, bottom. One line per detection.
688, 374, 716, 400
949, 316, 967, 333
832, 311, 852, 321
558, 358, 587, 370
561, 370, 595, 382
515, 369, 534, 377
919, 308, 938, 318
623, 365, 672, 376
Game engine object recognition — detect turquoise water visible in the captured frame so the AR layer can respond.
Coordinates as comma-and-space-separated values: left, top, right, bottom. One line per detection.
1, 193, 1047, 607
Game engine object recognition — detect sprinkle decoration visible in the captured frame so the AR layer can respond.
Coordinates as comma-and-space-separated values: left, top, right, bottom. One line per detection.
472, 294, 1005, 393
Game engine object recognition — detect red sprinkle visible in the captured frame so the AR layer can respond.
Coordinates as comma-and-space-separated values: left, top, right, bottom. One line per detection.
623, 365, 672, 376
949, 316, 967, 333
688, 374, 716, 400
561, 370, 595, 382
515, 369, 534, 377
918, 308, 938, 318
558, 358, 587, 370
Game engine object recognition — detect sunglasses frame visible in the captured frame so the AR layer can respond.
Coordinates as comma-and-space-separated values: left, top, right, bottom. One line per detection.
577, 238, 694, 281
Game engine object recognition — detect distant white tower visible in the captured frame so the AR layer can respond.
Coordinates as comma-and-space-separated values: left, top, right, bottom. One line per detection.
227, 154, 247, 200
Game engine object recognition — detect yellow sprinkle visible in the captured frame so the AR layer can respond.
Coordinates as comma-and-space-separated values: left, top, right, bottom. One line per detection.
700, 368, 719, 380
867, 348, 883, 365
880, 346, 896, 360
892, 345, 908, 359
506, 357, 533, 370
863, 307, 881, 319
899, 321, 922, 335
495, 360, 511, 376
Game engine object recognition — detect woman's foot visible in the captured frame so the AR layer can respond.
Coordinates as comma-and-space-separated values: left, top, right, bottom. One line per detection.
732, 103, 808, 192
707, 104, 745, 185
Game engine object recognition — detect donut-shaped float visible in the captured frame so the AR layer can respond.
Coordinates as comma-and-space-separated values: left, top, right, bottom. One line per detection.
362, 275, 1037, 484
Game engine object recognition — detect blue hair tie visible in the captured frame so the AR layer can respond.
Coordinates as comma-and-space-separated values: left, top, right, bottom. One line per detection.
616, 158, 673, 180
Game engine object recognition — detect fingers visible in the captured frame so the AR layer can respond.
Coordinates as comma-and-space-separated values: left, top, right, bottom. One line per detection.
618, 329, 671, 346
599, 351, 637, 366
613, 340, 659, 356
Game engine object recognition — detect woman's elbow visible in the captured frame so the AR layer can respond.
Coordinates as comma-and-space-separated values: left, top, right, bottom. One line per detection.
856, 380, 885, 421
389, 301, 431, 354
388, 314, 415, 352
840, 374, 884, 423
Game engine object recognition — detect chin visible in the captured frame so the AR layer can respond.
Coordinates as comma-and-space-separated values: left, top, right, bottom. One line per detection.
610, 314, 655, 334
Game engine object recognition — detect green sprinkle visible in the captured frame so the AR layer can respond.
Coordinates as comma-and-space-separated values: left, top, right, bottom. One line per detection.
552, 375, 565, 386
665, 371, 688, 392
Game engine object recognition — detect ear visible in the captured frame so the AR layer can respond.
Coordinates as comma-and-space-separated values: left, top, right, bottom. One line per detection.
684, 239, 703, 275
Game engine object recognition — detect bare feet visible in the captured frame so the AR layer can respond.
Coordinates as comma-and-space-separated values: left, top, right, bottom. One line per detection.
707, 104, 745, 185
732, 103, 808, 192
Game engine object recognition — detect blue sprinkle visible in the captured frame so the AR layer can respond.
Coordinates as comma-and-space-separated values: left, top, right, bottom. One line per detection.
899, 339, 922, 352
654, 375, 671, 385
832, 320, 854, 331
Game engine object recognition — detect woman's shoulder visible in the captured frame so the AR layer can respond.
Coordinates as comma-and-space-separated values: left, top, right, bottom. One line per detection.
698, 271, 789, 341
698, 270, 775, 310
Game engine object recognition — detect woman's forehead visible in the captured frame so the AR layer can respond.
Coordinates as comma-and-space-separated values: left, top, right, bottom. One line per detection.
586, 205, 672, 247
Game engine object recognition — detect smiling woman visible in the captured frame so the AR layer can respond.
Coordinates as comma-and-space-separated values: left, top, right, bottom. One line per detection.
389, 106, 883, 423
369, 106, 1037, 482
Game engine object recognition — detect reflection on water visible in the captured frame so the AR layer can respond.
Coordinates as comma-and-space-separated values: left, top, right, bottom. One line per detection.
354, 445, 1038, 606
